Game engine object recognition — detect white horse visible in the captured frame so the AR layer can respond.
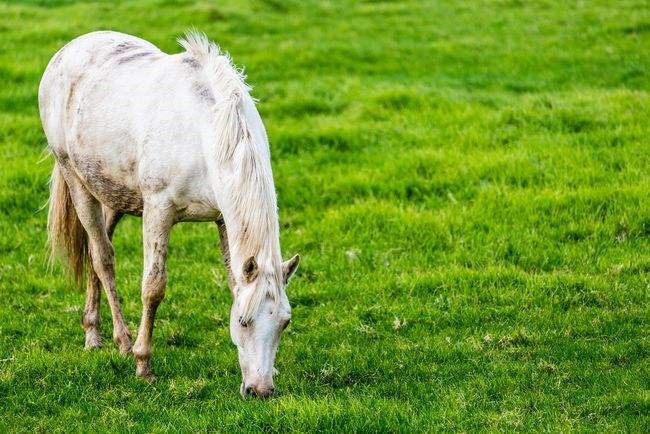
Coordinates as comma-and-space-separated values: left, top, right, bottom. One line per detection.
39, 31, 300, 398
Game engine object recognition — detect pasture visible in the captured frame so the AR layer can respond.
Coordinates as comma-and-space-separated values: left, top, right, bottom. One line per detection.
0, 0, 648, 431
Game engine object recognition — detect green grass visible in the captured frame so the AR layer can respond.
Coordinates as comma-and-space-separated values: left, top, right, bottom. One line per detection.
1, 0, 649, 431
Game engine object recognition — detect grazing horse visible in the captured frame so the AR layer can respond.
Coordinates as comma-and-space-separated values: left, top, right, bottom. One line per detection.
39, 31, 300, 398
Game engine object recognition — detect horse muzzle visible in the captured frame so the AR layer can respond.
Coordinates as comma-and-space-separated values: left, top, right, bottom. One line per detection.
240, 382, 276, 398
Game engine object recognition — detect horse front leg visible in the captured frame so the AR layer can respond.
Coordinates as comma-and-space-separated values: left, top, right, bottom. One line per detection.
133, 202, 174, 379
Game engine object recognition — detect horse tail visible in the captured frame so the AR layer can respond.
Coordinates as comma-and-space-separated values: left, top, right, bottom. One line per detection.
48, 162, 87, 287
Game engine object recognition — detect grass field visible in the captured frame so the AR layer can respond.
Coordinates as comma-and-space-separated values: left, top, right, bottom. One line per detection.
1, 0, 649, 431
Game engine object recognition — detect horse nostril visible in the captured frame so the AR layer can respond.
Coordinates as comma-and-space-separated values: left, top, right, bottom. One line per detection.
245, 386, 253, 396
269, 386, 276, 395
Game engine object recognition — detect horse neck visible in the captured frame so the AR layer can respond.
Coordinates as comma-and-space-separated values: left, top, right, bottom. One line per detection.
207, 89, 282, 274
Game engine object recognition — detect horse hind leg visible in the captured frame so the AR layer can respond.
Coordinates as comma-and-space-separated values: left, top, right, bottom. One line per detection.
59, 165, 133, 354
83, 207, 123, 349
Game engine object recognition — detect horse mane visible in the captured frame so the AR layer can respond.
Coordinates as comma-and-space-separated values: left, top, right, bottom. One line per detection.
178, 31, 281, 322
178, 30, 251, 164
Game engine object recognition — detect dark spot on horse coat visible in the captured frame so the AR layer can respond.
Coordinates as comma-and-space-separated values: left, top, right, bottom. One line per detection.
193, 82, 216, 104
182, 57, 201, 69
72, 157, 144, 216
118, 51, 154, 64
51, 148, 68, 162
66, 80, 78, 114
64, 74, 88, 122
111, 41, 138, 56
141, 174, 168, 193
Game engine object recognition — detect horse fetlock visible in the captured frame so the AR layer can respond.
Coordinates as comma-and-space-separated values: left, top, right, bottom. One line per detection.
83, 310, 102, 349
132, 338, 150, 358
113, 327, 133, 354
82, 309, 100, 329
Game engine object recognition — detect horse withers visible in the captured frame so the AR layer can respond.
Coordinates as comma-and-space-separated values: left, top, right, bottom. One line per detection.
39, 31, 299, 398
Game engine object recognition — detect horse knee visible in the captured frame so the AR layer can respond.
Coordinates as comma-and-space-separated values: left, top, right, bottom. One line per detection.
142, 265, 167, 307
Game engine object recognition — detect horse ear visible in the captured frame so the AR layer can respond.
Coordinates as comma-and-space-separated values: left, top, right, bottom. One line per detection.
242, 256, 258, 283
282, 254, 300, 285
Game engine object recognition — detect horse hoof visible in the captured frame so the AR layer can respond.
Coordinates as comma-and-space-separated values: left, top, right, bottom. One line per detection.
138, 373, 156, 382
84, 330, 102, 349
84, 341, 102, 350
136, 359, 155, 381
